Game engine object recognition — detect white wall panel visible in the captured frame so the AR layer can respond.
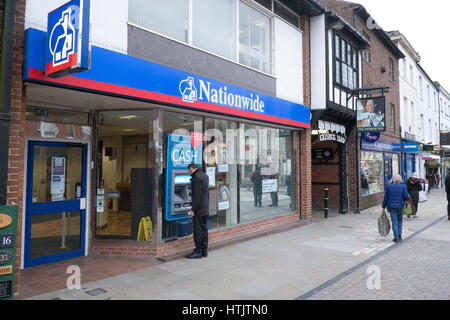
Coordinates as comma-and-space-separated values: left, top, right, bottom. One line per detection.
274, 17, 303, 104
310, 14, 326, 109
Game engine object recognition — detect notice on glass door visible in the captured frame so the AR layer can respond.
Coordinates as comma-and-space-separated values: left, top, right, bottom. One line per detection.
51, 157, 66, 201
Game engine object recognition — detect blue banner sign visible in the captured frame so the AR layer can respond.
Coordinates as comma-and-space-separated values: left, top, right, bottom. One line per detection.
24, 28, 310, 128
401, 141, 419, 154
361, 132, 380, 143
45, 0, 90, 78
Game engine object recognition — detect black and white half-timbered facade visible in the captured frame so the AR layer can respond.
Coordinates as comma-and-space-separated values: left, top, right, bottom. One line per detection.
309, 11, 370, 213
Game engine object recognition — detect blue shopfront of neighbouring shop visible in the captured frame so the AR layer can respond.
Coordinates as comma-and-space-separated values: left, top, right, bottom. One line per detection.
360, 138, 401, 197
401, 141, 419, 181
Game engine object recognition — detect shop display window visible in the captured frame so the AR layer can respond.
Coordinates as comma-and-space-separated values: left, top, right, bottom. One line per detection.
239, 124, 296, 223
360, 151, 384, 196
96, 110, 156, 239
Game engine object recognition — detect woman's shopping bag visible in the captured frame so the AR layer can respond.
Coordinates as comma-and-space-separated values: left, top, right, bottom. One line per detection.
401, 202, 414, 216
378, 209, 391, 236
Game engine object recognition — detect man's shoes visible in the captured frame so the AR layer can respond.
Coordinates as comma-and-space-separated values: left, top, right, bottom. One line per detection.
393, 238, 399, 243
202, 249, 208, 257
186, 250, 203, 259
398, 236, 402, 242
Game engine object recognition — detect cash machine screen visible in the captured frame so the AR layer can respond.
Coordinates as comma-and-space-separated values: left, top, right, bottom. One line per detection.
174, 175, 191, 184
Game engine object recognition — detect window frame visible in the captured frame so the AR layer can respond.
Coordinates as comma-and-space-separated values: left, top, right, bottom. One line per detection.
388, 57, 394, 82
333, 32, 360, 92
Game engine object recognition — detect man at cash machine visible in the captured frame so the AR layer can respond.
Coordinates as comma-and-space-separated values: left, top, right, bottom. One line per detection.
186, 163, 210, 259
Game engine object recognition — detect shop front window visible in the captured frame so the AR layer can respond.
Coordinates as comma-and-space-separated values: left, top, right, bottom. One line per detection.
96, 110, 156, 239
361, 151, 384, 196
205, 118, 239, 230
239, 124, 296, 223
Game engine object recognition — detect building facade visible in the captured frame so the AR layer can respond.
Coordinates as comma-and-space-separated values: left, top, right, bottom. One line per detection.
388, 31, 421, 183
416, 63, 441, 188
7, 0, 325, 294
317, 0, 404, 211
436, 82, 450, 182
310, 10, 369, 213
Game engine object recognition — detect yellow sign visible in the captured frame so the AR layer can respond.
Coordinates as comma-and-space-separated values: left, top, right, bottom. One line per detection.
0, 266, 12, 276
137, 217, 152, 241
0, 214, 12, 229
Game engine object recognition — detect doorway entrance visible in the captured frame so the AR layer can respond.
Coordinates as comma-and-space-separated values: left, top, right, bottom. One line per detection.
25, 141, 87, 267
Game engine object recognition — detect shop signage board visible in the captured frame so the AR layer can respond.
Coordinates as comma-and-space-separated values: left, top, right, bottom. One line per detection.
356, 97, 386, 132
24, 29, 310, 129
262, 179, 278, 193
45, 0, 91, 78
0, 205, 18, 300
361, 138, 400, 153
318, 133, 346, 144
401, 142, 419, 154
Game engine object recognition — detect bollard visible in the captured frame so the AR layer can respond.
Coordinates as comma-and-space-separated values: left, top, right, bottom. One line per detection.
324, 188, 329, 219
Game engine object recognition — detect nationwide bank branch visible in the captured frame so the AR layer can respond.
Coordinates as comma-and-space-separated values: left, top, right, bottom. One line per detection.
15, 0, 319, 268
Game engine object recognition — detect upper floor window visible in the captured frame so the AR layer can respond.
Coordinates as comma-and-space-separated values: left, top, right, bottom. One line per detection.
388, 57, 394, 82
239, 1, 271, 73
390, 103, 395, 131
419, 76, 423, 98
128, 0, 273, 74
334, 33, 358, 90
427, 85, 431, 106
362, 49, 371, 63
409, 65, 413, 84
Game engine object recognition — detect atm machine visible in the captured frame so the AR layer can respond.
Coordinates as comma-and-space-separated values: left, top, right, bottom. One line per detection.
164, 133, 203, 237
171, 171, 192, 216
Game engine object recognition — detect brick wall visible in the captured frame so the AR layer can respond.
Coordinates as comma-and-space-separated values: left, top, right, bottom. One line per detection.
92, 212, 308, 258
5, 0, 26, 294
300, 15, 312, 221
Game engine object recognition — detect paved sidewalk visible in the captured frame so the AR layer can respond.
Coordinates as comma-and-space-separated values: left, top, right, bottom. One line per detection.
23, 188, 448, 300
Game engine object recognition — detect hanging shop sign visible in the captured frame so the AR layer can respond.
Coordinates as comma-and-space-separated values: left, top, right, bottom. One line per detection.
361, 132, 380, 143
24, 29, 310, 129
356, 97, 386, 132
45, 0, 91, 78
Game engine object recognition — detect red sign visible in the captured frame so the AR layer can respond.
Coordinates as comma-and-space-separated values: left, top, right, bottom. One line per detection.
191, 132, 203, 150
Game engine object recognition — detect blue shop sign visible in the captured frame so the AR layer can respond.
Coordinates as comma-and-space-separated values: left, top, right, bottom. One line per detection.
401, 141, 419, 154
24, 28, 310, 128
45, 0, 90, 78
361, 138, 400, 153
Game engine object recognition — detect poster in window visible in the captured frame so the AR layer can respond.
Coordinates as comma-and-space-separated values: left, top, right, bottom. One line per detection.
357, 97, 386, 132
51, 157, 66, 201
262, 179, 278, 193
218, 185, 230, 211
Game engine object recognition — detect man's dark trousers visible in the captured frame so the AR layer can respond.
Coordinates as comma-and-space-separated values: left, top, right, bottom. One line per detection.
193, 215, 208, 252
447, 192, 450, 219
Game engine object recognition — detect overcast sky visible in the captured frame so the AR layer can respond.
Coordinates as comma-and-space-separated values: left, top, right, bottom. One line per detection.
352, 0, 450, 91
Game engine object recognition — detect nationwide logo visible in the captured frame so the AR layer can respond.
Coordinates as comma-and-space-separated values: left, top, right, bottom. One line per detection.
179, 77, 265, 113
49, 6, 77, 67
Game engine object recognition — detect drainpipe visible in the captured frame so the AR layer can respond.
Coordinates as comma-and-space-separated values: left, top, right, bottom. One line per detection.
0, 0, 16, 205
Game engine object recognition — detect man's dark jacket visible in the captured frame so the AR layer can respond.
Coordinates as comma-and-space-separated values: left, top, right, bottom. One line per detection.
445, 174, 450, 193
191, 168, 209, 216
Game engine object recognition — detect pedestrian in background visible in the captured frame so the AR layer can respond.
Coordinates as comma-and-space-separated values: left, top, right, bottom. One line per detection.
445, 170, 450, 221
382, 174, 410, 243
406, 172, 422, 218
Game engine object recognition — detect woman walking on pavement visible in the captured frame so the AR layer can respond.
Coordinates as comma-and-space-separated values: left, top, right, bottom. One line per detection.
382, 175, 410, 243
406, 172, 422, 218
